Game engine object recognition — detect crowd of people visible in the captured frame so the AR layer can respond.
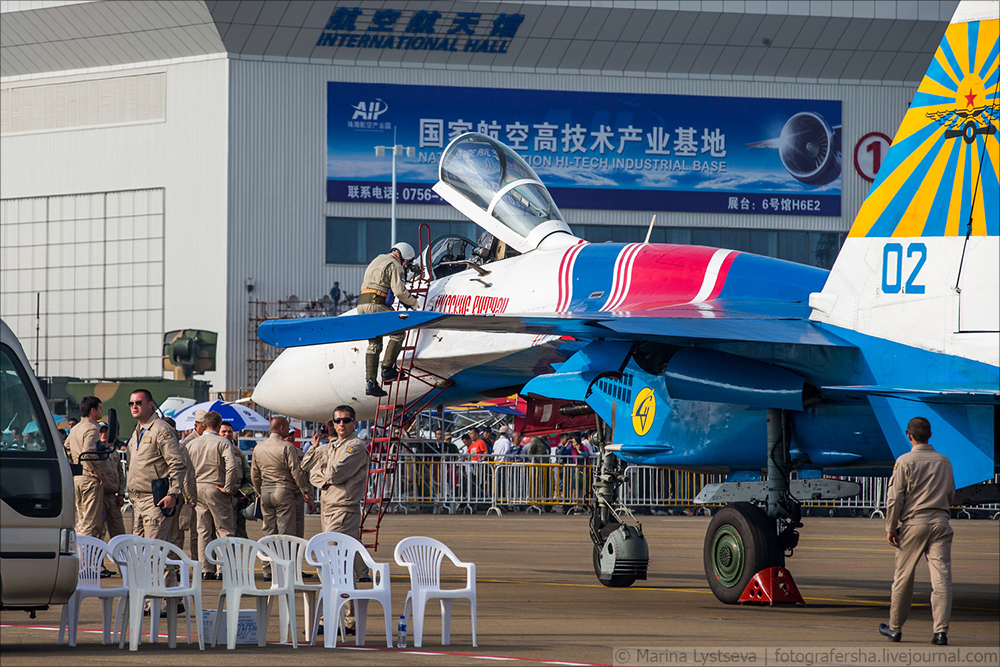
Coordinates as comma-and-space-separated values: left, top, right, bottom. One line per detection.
62, 391, 371, 635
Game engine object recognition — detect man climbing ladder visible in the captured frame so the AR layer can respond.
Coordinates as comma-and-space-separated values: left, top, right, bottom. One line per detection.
357, 241, 419, 397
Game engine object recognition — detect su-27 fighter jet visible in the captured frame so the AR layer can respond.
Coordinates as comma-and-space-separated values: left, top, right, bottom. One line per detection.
254, 0, 999, 604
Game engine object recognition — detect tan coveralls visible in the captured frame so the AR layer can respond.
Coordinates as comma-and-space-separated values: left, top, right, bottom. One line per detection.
885, 443, 955, 634
231, 443, 252, 538
66, 418, 105, 537
188, 430, 239, 574
101, 448, 127, 539
127, 417, 188, 588
177, 430, 200, 555
357, 252, 419, 378
310, 434, 370, 628
251, 433, 312, 574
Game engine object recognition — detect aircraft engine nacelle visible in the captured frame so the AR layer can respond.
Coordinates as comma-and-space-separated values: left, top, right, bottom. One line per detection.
778, 112, 841, 186
662, 348, 807, 411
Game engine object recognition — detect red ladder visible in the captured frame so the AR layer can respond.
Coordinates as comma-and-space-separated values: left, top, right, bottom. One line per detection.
361, 223, 452, 550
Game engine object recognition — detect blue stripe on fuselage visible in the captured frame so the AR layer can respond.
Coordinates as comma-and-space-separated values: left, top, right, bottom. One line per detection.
567, 243, 626, 312
716, 252, 828, 302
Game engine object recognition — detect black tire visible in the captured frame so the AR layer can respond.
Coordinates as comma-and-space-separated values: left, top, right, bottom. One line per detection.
703, 502, 781, 604
592, 523, 637, 588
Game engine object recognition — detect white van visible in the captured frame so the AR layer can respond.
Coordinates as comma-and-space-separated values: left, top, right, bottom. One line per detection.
0, 318, 78, 614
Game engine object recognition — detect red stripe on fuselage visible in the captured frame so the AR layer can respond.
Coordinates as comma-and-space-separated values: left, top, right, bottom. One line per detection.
557, 242, 586, 312
706, 250, 738, 301
611, 245, 730, 311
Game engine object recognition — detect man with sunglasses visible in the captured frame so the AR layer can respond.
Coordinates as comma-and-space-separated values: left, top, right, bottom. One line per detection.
357, 242, 419, 397
125, 389, 188, 592
879, 416, 955, 646
310, 405, 370, 634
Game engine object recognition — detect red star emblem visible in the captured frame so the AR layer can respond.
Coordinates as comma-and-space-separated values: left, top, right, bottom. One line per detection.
964, 89, 977, 107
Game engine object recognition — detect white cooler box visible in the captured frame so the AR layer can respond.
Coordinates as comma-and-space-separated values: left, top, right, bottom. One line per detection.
201, 609, 260, 645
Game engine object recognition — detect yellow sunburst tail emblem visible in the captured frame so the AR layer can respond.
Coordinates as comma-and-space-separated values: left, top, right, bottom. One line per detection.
849, 9, 998, 240
631, 387, 656, 436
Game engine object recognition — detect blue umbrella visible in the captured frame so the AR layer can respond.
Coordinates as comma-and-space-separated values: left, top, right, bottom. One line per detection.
173, 400, 269, 431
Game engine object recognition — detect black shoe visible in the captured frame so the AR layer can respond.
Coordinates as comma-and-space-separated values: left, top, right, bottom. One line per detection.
302, 572, 314, 579
365, 380, 387, 397
143, 607, 151, 617
382, 366, 407, 382
345, 625, 356, 636
879, 624, 901, 642
315, 623, 323, 636
159, 603, 185, 618
358, 575, 372, 583
202, 572, 217, 581
932, 633, 947, 646
262, 572, 271, 581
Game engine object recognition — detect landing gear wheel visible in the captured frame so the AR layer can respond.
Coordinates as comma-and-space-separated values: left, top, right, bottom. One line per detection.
704, 502, 782, 604
592, 523, 643, 588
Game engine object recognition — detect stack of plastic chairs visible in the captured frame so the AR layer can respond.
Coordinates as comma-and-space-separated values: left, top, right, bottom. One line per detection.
110, 536, 204, 651
305, 532, 393, 648
58, 535, 128, 646
394, 536, 477, 648
259, 535, 322, 643
205, 537, 298, 649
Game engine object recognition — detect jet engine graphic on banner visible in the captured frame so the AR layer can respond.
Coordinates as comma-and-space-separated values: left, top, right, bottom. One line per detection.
747, 112, 843, 186
326, 82, 843, 216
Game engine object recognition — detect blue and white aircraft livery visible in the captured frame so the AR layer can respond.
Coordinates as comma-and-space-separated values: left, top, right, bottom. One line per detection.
255, 1, 998, 602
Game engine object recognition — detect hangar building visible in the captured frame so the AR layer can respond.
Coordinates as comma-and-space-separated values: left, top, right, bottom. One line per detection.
0, 0, 959, 394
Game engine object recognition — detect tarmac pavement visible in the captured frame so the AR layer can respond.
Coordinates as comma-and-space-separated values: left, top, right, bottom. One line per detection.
2, 512, 998, 666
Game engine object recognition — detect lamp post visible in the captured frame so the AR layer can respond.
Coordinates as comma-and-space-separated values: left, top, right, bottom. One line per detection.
374, 129, 416, 246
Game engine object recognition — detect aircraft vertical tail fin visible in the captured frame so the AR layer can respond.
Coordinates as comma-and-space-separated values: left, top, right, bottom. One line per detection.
810, 1, 999, 367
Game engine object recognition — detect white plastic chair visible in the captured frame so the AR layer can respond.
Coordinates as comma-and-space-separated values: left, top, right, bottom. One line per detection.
58, 536, 128, 646
305, 532, 392, 649
206, 537, 298, 649
259, 535, 322, 643
110, 536, 204, 651
106, 535, 196, 645
394, 536, 477, 648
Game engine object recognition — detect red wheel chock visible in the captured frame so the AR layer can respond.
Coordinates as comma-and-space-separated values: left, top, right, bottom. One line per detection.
738, 566, 806, 606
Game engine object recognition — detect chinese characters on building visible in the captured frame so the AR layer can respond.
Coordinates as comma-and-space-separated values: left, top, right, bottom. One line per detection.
316, 7, 525, 53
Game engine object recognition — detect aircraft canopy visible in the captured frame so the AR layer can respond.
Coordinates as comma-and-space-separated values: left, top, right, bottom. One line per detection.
433, 133, 573, 253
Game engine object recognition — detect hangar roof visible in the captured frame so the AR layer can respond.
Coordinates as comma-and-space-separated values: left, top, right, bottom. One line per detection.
1, 0, 959, 85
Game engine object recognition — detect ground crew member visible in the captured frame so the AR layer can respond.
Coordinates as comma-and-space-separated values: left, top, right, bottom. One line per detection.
251, 416, 313, 579
310, 404, 370, 633
220, 422, 252, 538
66, 396, 105, 537
176, 410, 206, 557
126, 389, 188, 601
879, 416, 955, 646
180, 410, 207, 446
98, 422, 126, 540
357, 242, 419, 397
188, 411, 239, 579
126, 390, 187, 539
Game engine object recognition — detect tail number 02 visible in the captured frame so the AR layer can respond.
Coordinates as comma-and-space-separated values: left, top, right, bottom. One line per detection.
881, 243, 926, 294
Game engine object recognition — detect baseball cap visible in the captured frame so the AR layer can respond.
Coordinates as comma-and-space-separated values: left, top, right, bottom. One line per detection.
194, 409, 207, 423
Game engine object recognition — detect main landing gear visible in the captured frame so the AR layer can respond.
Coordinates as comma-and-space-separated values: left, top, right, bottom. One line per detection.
703, 408, 803, 604
589, 418, 649, 588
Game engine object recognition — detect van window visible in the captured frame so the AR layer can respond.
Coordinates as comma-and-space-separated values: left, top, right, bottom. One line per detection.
1, 344, 63, 517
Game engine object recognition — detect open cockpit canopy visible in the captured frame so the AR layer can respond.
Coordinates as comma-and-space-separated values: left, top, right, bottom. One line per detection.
432, 133, 574, 254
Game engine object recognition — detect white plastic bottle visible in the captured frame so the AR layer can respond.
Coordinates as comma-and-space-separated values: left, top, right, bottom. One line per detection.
396, 613, 407, 648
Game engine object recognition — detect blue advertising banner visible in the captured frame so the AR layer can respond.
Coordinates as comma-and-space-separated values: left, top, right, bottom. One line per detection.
327, 82, 842, 216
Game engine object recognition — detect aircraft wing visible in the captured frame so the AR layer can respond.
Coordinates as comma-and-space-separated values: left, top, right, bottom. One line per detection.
257, 299, 853, 350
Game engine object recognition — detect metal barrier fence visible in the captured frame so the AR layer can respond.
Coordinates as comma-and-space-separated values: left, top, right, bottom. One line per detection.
384, 454, 1000, 516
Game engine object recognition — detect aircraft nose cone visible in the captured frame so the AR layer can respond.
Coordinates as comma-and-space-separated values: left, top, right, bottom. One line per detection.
252, 346, 342, 422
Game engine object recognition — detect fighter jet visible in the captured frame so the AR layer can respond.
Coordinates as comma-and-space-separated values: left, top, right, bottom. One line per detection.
254, 1, 998, 603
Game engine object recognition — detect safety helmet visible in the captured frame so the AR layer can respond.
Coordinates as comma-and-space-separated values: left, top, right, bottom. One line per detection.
392, 242, 416, 262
